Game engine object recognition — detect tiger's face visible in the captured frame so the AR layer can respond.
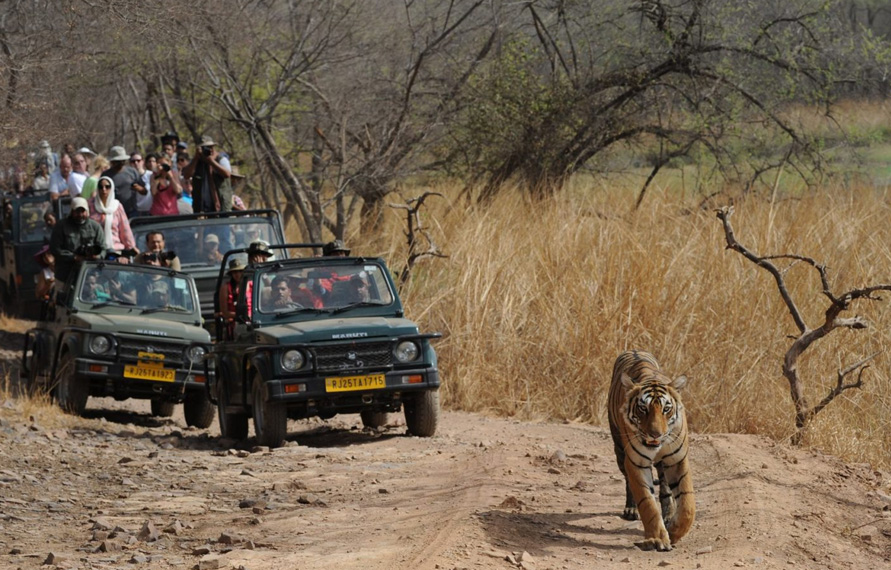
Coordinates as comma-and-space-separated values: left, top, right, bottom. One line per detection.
621, 373, 686, 448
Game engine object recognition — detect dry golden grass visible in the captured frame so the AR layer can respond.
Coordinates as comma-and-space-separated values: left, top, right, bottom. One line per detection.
0, 371, 80, 431
357, 180, 891, 470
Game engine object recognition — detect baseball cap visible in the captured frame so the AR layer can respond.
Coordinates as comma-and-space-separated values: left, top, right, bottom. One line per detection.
77, 147, 96, 157
71, 197, 89, 212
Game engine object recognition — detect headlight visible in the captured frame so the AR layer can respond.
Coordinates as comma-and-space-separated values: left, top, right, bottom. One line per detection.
185, 345, 206, 363
89, 335, 111, 355
281, 349, 305, 372
394, 340, 420, 363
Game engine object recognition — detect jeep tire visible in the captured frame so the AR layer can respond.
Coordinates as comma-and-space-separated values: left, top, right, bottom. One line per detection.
26, 341, 49, 397
252, 376, 287, 448
360, 410, 388, 429
150, 399, 175, 418
404, 389, 439, 437
56, 352, 88, 416
218, 382, 249, 440
184, 390, 215, 429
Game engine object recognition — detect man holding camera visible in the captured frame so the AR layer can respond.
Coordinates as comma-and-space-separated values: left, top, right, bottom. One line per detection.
134, 230, 181, 271
181, 135, 232, 214
49, 197, 105, 287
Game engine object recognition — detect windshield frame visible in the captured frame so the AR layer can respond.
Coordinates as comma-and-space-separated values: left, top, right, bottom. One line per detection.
71, 261, 202, 320
242, 258, 402, 324
129, 212, 286, 272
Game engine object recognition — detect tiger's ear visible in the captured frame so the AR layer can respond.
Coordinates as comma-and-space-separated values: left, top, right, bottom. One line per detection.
620, 372, 635, 389
671, 375, 688, 391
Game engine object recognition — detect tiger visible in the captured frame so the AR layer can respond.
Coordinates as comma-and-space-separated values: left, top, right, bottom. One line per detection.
607, 350, 695, 551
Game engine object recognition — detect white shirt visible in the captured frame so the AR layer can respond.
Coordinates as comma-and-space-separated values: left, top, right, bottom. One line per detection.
136, 171, 153, 212
67, 171, 87, 197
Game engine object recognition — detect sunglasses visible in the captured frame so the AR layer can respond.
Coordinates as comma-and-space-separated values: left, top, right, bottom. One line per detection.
98, 184, 111, 190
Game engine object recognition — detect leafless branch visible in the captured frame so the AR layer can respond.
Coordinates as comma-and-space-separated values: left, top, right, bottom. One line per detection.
716, 206, 889, 444
389, 191, 448, 285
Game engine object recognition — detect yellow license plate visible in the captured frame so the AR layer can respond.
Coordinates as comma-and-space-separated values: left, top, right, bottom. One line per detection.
325, 374, 386, 392
124, 365, 176, 382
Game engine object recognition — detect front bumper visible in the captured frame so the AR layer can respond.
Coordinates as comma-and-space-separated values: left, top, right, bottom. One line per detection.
262, 367, 440, 411
75, 357, 209, 401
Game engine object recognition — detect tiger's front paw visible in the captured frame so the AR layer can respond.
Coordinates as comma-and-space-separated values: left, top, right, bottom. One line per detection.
621, 506, 639, 521
635, 537, 672, 552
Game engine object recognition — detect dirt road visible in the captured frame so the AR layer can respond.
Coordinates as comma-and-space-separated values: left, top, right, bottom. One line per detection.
0, 342, 889, 569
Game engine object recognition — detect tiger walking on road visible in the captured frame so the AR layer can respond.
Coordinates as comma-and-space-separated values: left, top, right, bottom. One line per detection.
607, 350, 695, 551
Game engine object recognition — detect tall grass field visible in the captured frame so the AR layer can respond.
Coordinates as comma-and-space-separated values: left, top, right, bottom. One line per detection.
370, 180, 891, 471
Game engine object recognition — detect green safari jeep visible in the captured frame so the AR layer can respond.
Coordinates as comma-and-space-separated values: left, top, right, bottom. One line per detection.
21, 260, 215, 427
208, 244, 442, 447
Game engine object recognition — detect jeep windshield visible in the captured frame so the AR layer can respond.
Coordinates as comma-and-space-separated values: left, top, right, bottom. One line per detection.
254, 262, 395, 316
130, 215, 282, 271
77, 263, 198, 315
18, 200, 54, 243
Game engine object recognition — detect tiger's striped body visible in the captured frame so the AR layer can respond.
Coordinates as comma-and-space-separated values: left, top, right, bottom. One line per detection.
607, 350, 695, 551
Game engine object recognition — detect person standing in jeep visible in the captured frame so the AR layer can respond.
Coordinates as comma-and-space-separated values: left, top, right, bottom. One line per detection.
181, 135, 232, 214
49, 197, 105, 287
133, 231, 181, 271
101, 146, 146, 219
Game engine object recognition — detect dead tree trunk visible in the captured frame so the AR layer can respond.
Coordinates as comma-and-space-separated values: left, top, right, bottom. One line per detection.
716, 206, 890, 445
389, 192, 448, 286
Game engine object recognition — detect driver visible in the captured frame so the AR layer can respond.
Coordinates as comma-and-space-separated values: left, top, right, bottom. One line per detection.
265, 275, 300, 312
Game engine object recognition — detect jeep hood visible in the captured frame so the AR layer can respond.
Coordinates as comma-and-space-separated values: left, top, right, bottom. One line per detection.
73, 313, 209, 342
254, 317, 420, 344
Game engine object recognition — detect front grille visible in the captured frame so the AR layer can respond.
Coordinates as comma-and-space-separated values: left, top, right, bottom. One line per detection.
117, 337, 185, 367
311, 341, 393, 372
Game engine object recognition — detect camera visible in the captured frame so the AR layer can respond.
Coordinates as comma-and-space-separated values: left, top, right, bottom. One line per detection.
160, 163, 171, 172
145, 251, 177, 262
75, 243, 104, 257
201, 147, 212, 157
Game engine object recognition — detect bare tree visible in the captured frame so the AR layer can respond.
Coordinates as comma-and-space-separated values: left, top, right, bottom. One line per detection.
451, 0, 881, 204
388, 191, 448, 285
717, 206, 891, 445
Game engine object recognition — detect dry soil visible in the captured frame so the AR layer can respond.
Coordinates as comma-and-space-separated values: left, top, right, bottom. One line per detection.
0, 329, 889, 570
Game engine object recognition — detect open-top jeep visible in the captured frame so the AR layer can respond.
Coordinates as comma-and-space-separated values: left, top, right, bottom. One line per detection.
1, 194, 69, 318
208, 245, 442, 447
21, 259, 215, 426
129, 209, 286, 325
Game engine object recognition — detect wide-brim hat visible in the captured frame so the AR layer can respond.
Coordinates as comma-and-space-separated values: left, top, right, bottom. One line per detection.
108, 145, 129, 162
204, 233, 220, 244
77, 147, 96, 157
151, 281, 170, 294
33, 244, 51, 260
227, 258, 246, 272
323, 240, 350, 256
248, 240, 271, 256
199, 135, 217, 147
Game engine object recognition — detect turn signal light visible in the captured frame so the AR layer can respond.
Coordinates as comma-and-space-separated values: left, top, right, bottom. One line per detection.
400, 375, 423, 384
